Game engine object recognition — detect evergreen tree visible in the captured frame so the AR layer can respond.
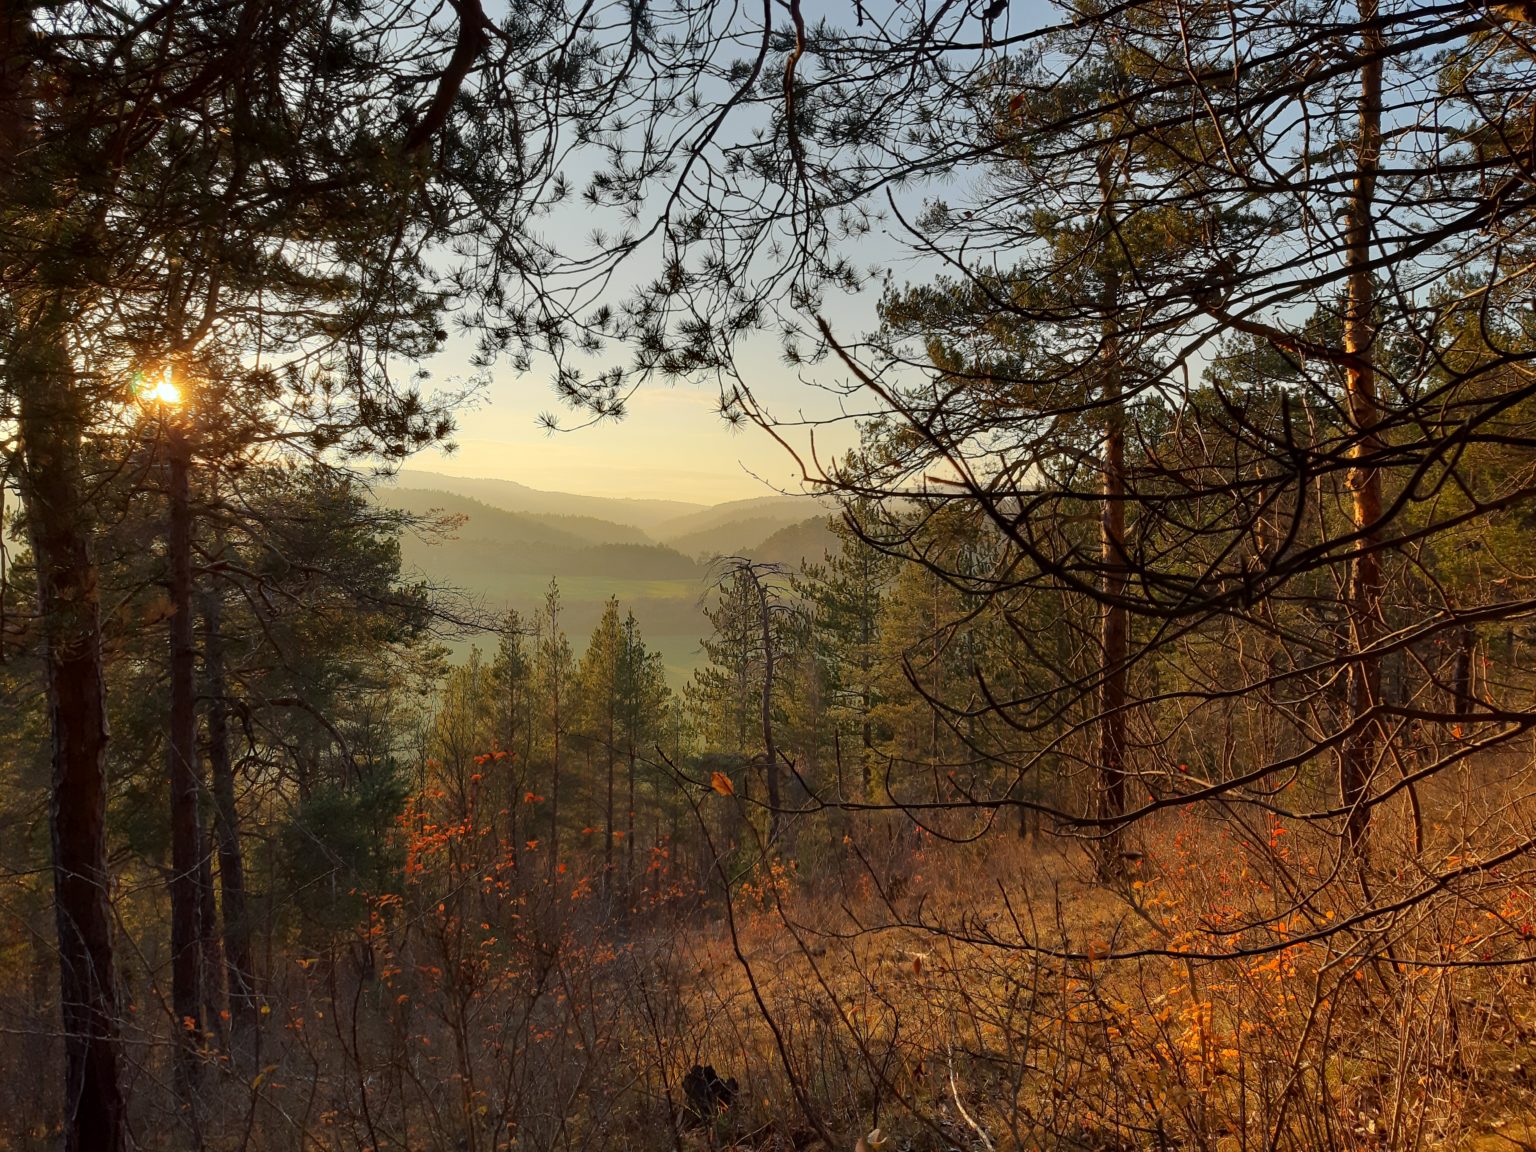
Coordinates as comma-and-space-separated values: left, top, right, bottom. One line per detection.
534, 581, 573, 873
796, 510, 899, 803
490, 610, 536, 865
688, 560, 796, 842
615, 610, 672, 884
576, 599, 625, 881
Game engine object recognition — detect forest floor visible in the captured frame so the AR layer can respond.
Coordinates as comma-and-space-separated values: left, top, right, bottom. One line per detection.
640, 814, 1536, 1152
10, 790, 1536, 1151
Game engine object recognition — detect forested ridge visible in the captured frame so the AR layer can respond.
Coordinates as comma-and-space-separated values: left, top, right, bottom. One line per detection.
9, 1, 1536, 1150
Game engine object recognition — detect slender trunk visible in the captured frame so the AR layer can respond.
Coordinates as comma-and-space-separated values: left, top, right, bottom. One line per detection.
626, 739, 637, 888
524, 686, 534, 771
513, 666, 525, 872
1452, 622, 1476, 718
1053, 590, 1074, 838
861, 704, 874, 801
550, 690, 561, 876
196, 822, 223, 1048
203, 585, 257, 1064
505, 690, 520, 877
1341, 3, 1384, 854
861, 565, 875, 802
1097, 260, 1129, 880
516, 676, 532, 878
183, 473, 220, 1043
166, 428, 204, 1089
605, 710, 615, 882
755, 572, 781, 843
930, 578, 941, 767
15, 325, 127, 1152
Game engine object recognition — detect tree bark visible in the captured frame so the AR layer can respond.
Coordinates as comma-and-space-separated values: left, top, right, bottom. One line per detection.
504, 672, 521, 878
196, 817, 224, 1049
166, 426, 205, 1090
1097, 259, 1129, 880
1341, 1, 1385, 855
545, 596, 563, 877
626, 740, 637, 888
1452, 621, 1476, 718
605, 704, 616, 883
202, 583, 257, 1065
15, 325, 127, 1152
754, 569, 781, 844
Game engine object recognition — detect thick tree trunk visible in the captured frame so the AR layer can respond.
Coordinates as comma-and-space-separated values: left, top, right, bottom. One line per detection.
1341, 3, 1385, 855
202, 585, 257, 1064
15, 327, 127, 1152
166, 428, 205, 1090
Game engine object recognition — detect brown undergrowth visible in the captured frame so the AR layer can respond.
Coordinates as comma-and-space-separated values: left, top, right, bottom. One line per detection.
8, 760, 1536, 1151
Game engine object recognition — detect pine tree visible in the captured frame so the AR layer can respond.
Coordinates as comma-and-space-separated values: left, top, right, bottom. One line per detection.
490, 610, 535, 865
576, 599, 625, 882
534, 581, 573, 874
689, 560, 795, 843
797, 511, 899, 803
615, 610, 671, 885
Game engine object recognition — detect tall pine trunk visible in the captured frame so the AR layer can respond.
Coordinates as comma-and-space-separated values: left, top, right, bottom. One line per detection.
15, 324, 127, 1152
203, 584, 257, 1064
1341, 1, 1384, 854
626, 741, 637, 887
166, 427, 204, 1090
196, 824, 224, 1049
550, 690, 561, 876
1452, 622, 1476, 719
605, 708, 616, 882
756, 573, 781, 844
1097, 250, 1128, 880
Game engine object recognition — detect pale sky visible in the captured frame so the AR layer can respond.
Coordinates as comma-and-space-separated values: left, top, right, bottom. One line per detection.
409, 375, 857, 504
410, 281, 884, 503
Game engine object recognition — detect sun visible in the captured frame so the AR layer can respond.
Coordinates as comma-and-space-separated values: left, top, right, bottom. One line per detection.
140, 366, 182, 407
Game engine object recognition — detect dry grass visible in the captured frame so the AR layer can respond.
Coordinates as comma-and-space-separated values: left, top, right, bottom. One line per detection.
10, 763, 1536, 1150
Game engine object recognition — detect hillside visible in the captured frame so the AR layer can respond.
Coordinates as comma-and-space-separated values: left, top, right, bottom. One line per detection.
751, 515, 838, 568
380, 488, 612, 549
664, 514, 808, 561
377, 479, 838, 683
391, 469, 705, 530
652, 494, 820, 543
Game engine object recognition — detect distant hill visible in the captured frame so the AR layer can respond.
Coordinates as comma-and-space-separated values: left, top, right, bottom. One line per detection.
379, 487, 654, 547
751, 516, 838, 568
376, 475, 838, 684
653, 494, 820, 543
381, 488, 601, 548
380, 487, 701, 583
391, 470, 705, 530
665, 515, 808, 562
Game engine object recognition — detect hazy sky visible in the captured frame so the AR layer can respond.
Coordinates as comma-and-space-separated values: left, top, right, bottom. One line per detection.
409, 254, 888, 504
409, 374, 858, 504
410, 266, 885, 505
